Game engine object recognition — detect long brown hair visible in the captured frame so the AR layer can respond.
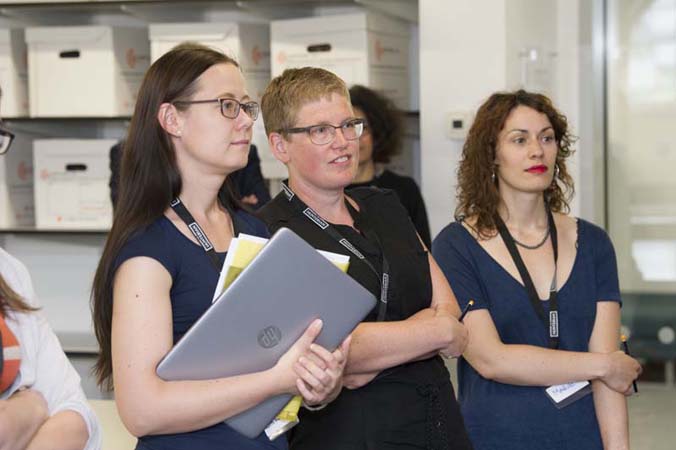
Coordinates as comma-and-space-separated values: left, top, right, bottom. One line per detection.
455, 89, 575, 239
91, 43, 241, 390
0, 274, 38, 317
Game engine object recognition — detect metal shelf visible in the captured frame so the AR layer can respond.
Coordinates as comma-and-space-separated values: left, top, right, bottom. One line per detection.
0, 0, 417, 23
0, 228, 109, 234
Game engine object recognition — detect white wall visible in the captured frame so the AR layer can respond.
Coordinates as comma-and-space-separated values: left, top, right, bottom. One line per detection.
420, 0, 589, 237
420, 0, 508, 235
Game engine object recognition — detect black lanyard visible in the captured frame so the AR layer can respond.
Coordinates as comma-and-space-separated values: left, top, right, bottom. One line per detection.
170, 198, 238, 273
280, 182, 390, 321
495, 208, 560, 349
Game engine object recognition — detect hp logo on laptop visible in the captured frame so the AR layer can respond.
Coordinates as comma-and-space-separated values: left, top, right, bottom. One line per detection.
258, 326, 282, 348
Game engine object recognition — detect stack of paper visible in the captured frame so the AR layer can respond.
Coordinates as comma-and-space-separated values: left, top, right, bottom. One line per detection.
212, 233, 350, 302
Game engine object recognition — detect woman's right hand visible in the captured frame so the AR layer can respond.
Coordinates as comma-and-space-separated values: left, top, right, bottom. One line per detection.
600, 351, 642, 395
272, 319, 324, 395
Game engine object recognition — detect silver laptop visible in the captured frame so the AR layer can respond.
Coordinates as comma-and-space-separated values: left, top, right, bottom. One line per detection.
156, 227, 377, 439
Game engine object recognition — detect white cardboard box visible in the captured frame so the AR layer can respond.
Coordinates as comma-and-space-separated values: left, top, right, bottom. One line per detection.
25, 26, 150, 117
33, 139, 116, 229
271, 13, 411, 110
0, 29, 28, 118
148, 22, 284, 178
0, 130, 34, 227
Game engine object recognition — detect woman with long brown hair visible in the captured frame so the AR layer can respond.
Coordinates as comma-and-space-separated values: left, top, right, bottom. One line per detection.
432, 90, 641, 449
0, 93, 100, 450
91, 43, 347, 450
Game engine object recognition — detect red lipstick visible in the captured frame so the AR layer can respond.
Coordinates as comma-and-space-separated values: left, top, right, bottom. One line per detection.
526, 165, 547, 174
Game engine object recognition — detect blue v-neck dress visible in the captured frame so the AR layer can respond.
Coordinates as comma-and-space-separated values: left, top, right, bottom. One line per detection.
432, 219, 621, 450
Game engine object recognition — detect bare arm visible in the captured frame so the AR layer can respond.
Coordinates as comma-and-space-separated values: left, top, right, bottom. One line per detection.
462, 308, 640, 389
25, 411, 88, 450
113, 257, 341, 437
345, 253, 468, 375
0, 389, 48, 450
590, 302, 630, 450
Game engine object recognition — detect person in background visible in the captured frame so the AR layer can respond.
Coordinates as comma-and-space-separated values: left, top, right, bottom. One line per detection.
259, 67, 472, 450
432, 89, 641, 450
0, 86, 101, 450
91, 44, 348, 450
110, 142, 271, 209
347, 85, 431, 247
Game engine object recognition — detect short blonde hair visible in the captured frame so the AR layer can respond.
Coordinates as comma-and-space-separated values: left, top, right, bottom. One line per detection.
261, 67, 349, 136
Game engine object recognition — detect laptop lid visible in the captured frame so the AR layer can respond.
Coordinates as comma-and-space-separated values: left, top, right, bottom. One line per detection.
156, 227, 377, 438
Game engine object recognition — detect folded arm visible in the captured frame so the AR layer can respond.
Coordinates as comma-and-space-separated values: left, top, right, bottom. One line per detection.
462, 305, 640, 391
25, 410, 88, 450
0, 389, 48, 450
590, 302, 630, 450
345, 253, 467, 375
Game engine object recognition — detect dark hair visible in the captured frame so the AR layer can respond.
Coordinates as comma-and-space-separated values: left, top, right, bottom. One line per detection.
456, 89, 575, 239
348, 85, 403, 164
91, 43, 240, 390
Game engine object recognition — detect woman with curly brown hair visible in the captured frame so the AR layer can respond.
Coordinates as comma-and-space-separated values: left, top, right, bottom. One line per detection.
432, 90, 641, 450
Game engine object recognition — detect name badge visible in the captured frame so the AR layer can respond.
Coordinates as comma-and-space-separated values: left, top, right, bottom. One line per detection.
544, 380, 592, 409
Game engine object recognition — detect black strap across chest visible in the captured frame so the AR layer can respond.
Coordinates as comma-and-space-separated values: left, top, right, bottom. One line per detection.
495, 208, 560, 349
170, 197, 239, 273
280, 183, 390, 321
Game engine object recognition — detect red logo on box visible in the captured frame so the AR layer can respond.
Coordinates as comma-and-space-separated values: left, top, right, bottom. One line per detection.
40, 169, 49, 180
126, 48, 137, 69
252, 46, 262, 66
375, 39, 384, 62
17, 161, 30, 181
276, 51, 287, 65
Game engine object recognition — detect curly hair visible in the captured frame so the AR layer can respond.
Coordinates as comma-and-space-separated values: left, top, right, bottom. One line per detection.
456, 89, 575, 239
348, 85, 403, 164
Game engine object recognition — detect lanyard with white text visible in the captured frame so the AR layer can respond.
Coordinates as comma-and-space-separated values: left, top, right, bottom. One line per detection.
280, 183, 390, 321
170, 197, 223, 273
495, 208, 560, 349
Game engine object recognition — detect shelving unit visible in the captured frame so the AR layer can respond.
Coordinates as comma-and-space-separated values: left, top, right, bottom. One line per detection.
0, 0, 420, 355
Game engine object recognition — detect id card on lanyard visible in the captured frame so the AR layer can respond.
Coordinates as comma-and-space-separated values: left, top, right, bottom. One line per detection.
495, 209, 591, 408
281, 182, 390, 322
495, 208, 560, 349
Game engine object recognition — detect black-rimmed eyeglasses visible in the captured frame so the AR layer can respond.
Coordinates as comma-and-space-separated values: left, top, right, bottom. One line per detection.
0, 128, 15, 155
281, 119, 365, 145
173, 98, 260, 121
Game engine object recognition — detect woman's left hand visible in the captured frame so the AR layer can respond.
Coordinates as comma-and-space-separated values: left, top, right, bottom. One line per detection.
294, 335, 351, 407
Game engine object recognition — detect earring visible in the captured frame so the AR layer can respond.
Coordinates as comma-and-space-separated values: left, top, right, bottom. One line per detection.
491, 168, 497, 183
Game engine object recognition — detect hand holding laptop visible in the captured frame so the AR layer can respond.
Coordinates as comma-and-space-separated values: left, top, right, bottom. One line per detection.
273, 319, 351, 407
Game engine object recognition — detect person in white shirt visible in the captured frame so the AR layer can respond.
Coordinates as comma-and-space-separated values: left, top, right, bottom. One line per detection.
0, 87, 101, 450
